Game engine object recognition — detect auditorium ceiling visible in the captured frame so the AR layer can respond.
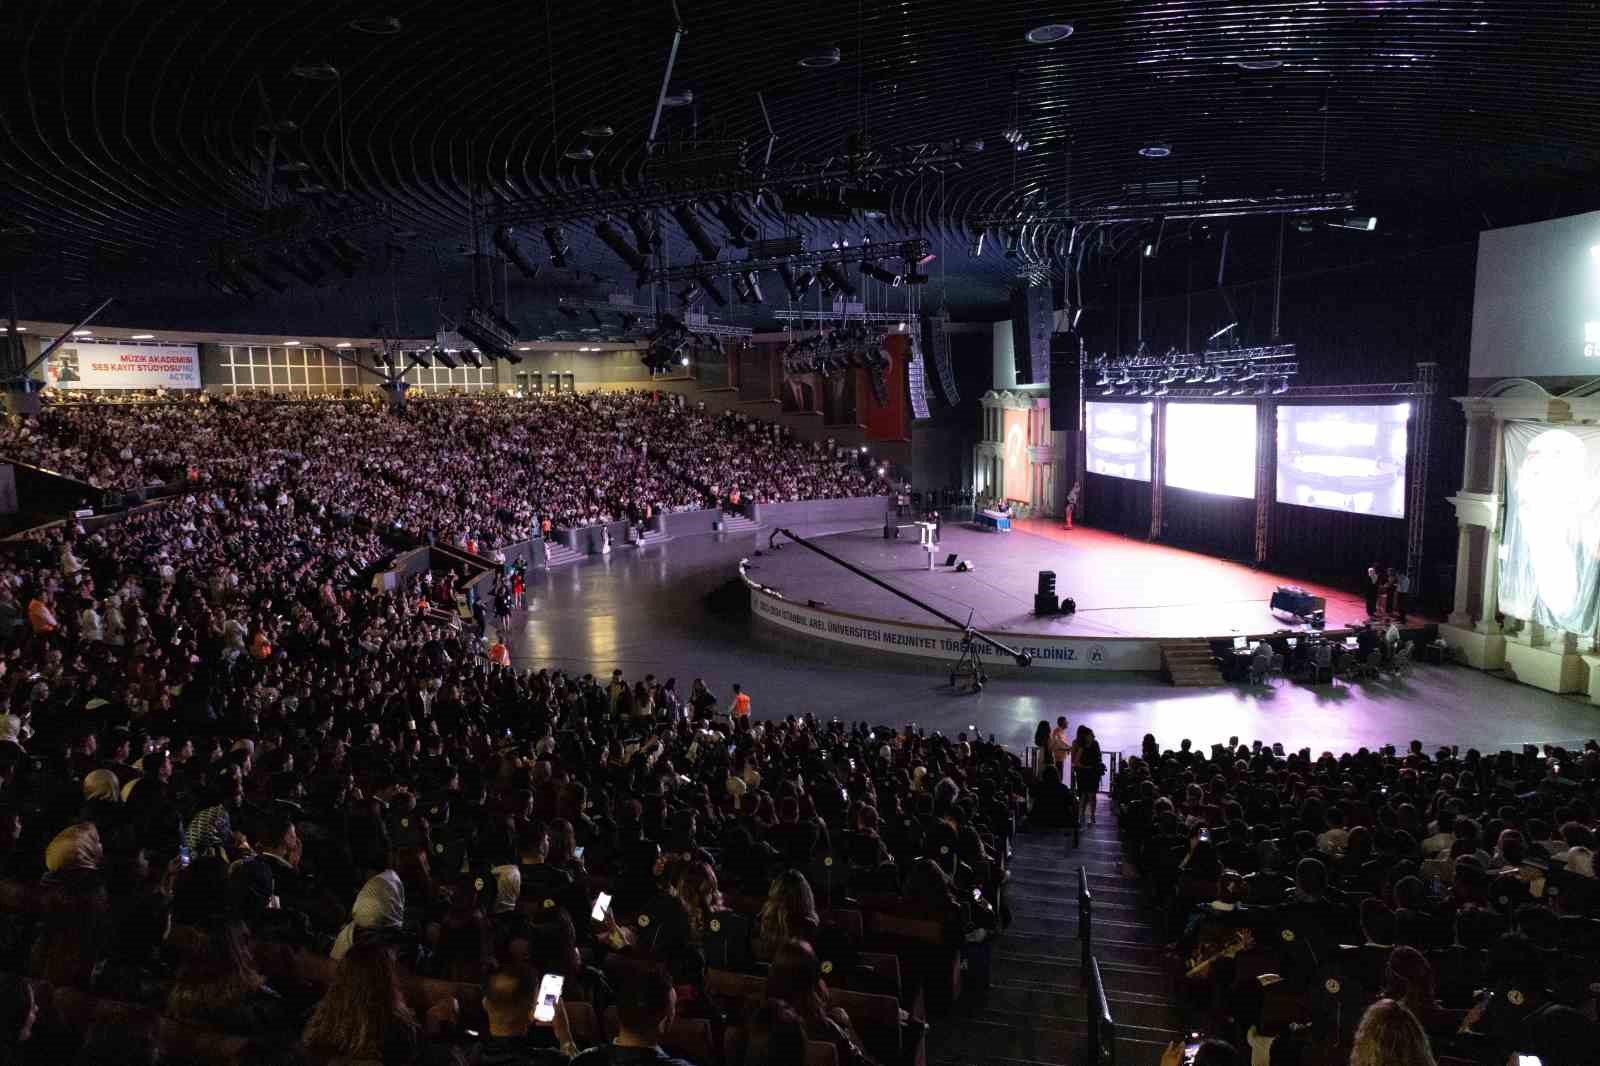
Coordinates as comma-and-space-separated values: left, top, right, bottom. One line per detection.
2, 0, 1597, 337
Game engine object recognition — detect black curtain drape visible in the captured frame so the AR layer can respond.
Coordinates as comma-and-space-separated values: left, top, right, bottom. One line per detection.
1270, 503, 1407, 594
1083, 472, 1151, 538
1160, 486, 1256, 560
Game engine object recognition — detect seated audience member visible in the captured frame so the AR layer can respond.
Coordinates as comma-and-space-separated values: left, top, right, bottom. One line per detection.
163, 916, 285, 1035
571, 966, 697, 1066
1348, 999, 1435, 1066
762, 939, 864, 1061
755, 869, 821, 960
302, 939, 445, 1063
458, 963, 579, 1065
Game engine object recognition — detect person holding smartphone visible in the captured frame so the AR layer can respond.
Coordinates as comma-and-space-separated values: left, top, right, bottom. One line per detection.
460, 963, 580, 1064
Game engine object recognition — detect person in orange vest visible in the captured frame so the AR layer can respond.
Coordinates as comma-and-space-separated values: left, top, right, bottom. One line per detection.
27, 591, 58, 635
488, 639, 511, 668
727, 683, 751, 719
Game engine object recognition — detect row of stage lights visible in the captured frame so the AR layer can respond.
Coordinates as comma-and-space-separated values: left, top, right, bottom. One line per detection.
1090, 342, 1298, 399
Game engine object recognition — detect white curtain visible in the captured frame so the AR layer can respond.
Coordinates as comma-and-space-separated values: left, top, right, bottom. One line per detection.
1498, 420, 1600, 634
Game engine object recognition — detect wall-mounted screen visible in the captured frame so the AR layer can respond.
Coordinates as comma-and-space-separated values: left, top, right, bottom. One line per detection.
1470, 208, 1600, 379
1164, 403, 1256, 499
1084, 401, 1152, 481
44, 341, 200, 390
1275, 403, 1409, 518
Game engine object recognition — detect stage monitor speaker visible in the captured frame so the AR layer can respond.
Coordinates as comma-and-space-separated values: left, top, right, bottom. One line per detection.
1033, 592, 1059, 616
1036, 570, 1057, 596
956, 560, 976, 572
1049, 333, 1079, 432
1010, 281, 1051, 386
944, 553, 959, 568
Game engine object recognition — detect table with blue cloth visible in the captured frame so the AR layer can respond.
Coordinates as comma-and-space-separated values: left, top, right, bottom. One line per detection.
1270, 585, 1323, 618
975, 509, 1012, 532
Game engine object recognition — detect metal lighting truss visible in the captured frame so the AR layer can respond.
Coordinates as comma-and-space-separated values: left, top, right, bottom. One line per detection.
567, 299, 753, 339
489, 144, 978, 226
974, 190, 1356, 230
652, 238, 930, 286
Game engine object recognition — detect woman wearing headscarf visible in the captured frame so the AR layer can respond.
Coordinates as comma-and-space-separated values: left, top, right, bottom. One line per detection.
332, 869, 407, 960
32, 823, 110, 987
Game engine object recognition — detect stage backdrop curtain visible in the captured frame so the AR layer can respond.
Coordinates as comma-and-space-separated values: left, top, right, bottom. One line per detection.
1160, 485, 1255, 560
1084, 471, 1151, 537
1269, 502, 1407, 592
1498, 420, 1600, 633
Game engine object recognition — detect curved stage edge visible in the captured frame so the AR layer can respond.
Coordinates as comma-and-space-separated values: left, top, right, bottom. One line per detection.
740, 520, 1373, 675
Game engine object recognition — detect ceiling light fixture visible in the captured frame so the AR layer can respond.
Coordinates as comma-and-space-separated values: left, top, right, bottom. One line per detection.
1025, 23, 1075, 44
285, 340, 301, 346
799, 46, 842, 69
564, 146, 595, 161
348, 15, 402, 35
72, 329, 92, 336
336, 342, 352, 348
1328, 214, 1379, 232
291, 63, 340, 80
1138, 142, 1172, 158
1234, 58, 1284, 71
131, 334, 154, 340
581, 124, 615, 138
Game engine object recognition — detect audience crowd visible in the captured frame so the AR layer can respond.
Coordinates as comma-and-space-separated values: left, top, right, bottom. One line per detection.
0, 413, 1013, 1066
1115, 732, 1599, 1066
0, 393, 890, 551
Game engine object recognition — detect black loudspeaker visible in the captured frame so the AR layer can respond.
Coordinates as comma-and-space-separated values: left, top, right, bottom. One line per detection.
944, 553, 959, 568
1010, 282, 1052, 385
1034, 569, 1059, 615
956, 560, 976, 572
1049, 333, 1079, 432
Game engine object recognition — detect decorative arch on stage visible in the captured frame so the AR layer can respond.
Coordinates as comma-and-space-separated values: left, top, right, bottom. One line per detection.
973, 389, 1065, 517
1440, 377, 1600, 700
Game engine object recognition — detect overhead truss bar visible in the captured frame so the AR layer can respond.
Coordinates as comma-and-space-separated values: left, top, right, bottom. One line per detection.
652, 239, 930, 286
975, 190, 1356, 229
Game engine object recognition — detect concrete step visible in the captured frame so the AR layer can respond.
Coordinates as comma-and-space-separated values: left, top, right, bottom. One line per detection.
541, 544, 586, 567
1161, 638, 1225, 687
719, 515, 762, 533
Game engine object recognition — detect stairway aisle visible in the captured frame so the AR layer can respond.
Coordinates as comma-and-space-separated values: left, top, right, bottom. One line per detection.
929, 806, 1184, 1066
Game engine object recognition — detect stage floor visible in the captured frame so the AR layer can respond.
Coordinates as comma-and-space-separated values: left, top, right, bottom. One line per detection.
752, 519, 1374, 640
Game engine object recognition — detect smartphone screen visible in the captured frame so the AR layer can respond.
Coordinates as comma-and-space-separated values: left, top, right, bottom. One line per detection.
1182, 1037, 1202, 1065
178, 846, 192, 867
591, 891, 612, 922
533, 973, 564, 1024
1516, 1057, 1543, 1066
574, 846, 585, 861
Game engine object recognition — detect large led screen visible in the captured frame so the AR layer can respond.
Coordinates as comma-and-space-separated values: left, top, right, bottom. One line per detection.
1164, 403, 1256, 499
1470, 208, 1600, 379
1084, 402, 1152, 481
1275, 403, 1409, 518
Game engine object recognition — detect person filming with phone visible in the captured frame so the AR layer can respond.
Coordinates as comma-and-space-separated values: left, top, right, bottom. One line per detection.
453, 962, 581, 1066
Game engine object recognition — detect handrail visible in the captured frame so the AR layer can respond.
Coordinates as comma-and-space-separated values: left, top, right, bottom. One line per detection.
1085, 955, 1117, 1066
1077, 865, 1092, 973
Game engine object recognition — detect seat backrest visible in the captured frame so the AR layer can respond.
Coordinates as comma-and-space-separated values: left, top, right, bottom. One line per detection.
565, 999, 601, 1046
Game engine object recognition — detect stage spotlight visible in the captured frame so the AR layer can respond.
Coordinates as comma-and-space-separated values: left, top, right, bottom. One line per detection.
1328, 214, 1379, 232
968, 230, 985, 257
695, 270, 727, 307
435, 347, 459, 369
1094, 369, 1110, 387
462, 349, 483, 368
861, 262, 902, 286
714, 198, 759, 248
677, 281, 705, 306
1212, 381, 1233, 397
903, 263, 930, 285
1101, 383, 1118, 396
778, 263, 815, 300
407, 350, 432, 369
734, 271, 765, 304
671, 203, 721, 260
819, 261, 855, 296
596, 219, 653, 282
1272, 376, 1290, 395
626, 210, 659, 255
543, 227, 571, 267
494, 225, 543, 281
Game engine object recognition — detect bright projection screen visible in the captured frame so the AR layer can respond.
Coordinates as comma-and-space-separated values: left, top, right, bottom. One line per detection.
1470, 208, 1600, 378
1499, 421, 1600, 633
1164, 403, 1256, 499
1084, 401, 1152, 481
1275, 403, 1409, 518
